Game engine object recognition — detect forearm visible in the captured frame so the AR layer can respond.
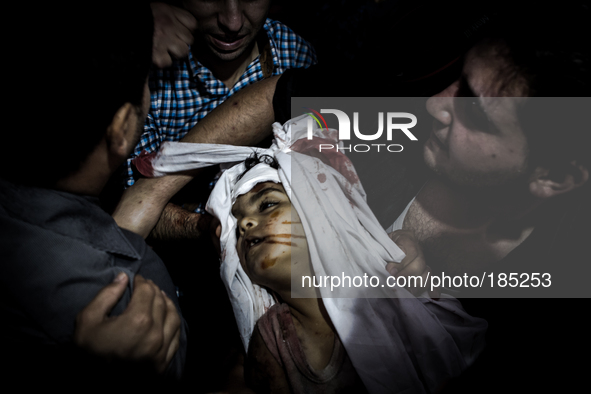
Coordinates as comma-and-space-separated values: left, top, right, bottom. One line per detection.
182, 75, 278, 145
113, 76, 279, 238
149, 202, 202, 241
113, 173, 196, 238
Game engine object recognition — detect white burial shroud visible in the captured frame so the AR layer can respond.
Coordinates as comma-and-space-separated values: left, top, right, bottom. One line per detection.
133, 115, 487, 394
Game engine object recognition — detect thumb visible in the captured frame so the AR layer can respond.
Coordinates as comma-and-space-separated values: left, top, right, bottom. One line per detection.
175, 6, 197, 30
385, 262, 399, 276
83, 272, 129, 321
428, 286, 441, 300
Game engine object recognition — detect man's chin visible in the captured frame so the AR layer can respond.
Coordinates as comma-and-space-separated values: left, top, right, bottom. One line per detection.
423, 152, 529, 190
428, 165, 532, 200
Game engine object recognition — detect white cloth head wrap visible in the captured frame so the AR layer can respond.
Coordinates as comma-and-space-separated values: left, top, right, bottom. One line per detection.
134, 115, 487, 393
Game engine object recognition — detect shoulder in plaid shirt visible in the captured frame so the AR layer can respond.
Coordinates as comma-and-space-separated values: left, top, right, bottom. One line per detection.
125, 18, 317, 187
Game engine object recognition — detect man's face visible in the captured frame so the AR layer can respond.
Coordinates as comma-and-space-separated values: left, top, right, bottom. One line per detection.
232, 182, 307, 290
183, 0, 270, 62
424, 41, 531, 188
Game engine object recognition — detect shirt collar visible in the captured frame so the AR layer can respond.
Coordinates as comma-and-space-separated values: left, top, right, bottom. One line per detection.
0, 179, 141, 260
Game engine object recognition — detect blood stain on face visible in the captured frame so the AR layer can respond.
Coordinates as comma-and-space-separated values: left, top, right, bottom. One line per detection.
272, 233, 305, 239
261, 255, 277, 269
265, 240, 296, 247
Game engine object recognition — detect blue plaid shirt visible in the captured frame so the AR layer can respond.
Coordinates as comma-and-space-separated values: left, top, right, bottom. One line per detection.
125, 19, 317, 187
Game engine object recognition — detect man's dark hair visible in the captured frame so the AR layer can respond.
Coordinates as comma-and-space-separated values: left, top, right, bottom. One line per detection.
489, 1, 589, 97
2, 1, 154, 186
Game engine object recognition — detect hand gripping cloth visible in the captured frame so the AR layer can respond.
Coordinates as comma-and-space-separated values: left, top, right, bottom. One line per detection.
133, 115, 487, 393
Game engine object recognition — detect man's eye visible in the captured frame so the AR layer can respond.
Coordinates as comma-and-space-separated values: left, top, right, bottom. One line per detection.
468, 101, 494, 132
456, 98, 492, 132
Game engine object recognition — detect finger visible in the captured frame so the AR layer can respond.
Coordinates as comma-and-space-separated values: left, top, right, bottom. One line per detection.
159, 324, 180, 373
392, 233, 420, 268
175, 25, 194, 46
160, 293, 181, 372
387, 258, 430, 296
405, 262, 432, 295
140, 285, 167, 363
166, 36, 191, 58
155, 292, 180, 373
396, 255, 427, 279
168, 327, 181, 365
153, 51, 173, 68
125, 275, 157, 318
388, 229, 413, 245
128, 279, 166, 360
386, 259, 427, 278
78, 272, 129, 323
429, 286, 441, 300
160, 291, 181, 345
388, 229, 405, 242
173, 7, 197, 30
148, 281, 167, 331
385, 262, 400, 276
407, 266, 432, 297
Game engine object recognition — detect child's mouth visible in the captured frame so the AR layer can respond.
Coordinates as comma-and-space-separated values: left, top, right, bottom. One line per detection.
249, 238, 263, 248
245, 236, 265, 254
244, 235, 297, 255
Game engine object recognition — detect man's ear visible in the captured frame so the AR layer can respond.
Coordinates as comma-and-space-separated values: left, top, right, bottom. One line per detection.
105, 102, 139, 160
529, 161, 589, 199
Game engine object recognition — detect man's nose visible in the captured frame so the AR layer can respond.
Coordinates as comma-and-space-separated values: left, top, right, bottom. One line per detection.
426, 80, 458, 126
218, 0, 244, 34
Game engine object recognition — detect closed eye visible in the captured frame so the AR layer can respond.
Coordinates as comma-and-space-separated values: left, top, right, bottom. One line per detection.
463, 99, 490, 129
456, 75, 496, 133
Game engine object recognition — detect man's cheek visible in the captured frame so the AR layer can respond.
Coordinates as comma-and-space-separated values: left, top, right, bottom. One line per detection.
454, 137, 494, 167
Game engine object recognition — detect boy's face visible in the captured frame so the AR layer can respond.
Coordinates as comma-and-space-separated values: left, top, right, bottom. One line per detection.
232, 182, 308, 290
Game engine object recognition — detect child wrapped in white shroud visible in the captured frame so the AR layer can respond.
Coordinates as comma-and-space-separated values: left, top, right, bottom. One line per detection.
134, 115, 487, 393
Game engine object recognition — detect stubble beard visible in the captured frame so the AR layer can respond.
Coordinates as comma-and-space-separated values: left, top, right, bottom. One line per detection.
424, 152, 535, 209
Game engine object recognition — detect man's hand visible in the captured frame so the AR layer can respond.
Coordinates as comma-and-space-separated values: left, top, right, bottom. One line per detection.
151, 2, 196, 68
74, 272, 181, 373
387, 230, 440, 299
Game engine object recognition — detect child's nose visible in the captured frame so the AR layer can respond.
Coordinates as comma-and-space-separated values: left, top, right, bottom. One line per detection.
239, 216, 258, 233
